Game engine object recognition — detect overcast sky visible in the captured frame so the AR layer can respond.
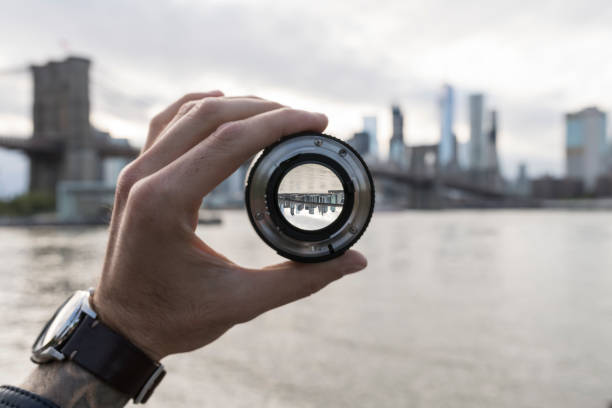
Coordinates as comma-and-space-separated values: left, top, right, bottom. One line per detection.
1, 0, 611, 196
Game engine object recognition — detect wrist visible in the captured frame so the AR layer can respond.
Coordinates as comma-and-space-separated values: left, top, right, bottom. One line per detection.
91, 289, 165, 361
21, 360, 130, 408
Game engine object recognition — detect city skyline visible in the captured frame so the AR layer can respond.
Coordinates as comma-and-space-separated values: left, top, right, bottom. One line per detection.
0, 54, 609, 211
1, 0, 612, 197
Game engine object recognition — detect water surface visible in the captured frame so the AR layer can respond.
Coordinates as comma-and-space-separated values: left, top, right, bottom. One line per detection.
1, 211, 611, 407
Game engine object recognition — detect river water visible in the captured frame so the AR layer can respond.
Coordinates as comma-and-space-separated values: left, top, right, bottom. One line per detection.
1, 210, 611, 407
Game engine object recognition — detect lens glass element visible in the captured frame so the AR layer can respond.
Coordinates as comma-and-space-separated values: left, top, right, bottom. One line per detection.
277, 163, 344, 231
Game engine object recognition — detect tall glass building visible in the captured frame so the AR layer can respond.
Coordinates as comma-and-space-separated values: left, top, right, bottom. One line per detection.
389, 105, 406, 166
566, 107, 608, 191
469, 93, 485, 170
363, 116, 378, 159
438, 85, 454, 168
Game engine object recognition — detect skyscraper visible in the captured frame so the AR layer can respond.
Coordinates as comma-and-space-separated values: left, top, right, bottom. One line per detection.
438, 84, 455, 168
486, 110, 499, 172
363, 116, 378, 158
389, 105, 405, 165
566, 107, 608, 191
516, 162, 529, 196
469, 94, 486, 170
391, 105, 404, 142
347, 131, 370, 156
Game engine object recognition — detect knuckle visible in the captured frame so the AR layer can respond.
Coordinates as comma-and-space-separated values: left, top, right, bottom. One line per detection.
210, 121, 244, 148
215, 121, 243, 139
148, 114, 165, 133
284, 107, 311, 121
177, 100, 198, 117
280, 106, 298, 115
116, 163, 140, 200
276, 107, 303, 123
127, 177, 171, 214
181, 92, 200, 102
194, 97, 223, 116
127, 178, 155, 208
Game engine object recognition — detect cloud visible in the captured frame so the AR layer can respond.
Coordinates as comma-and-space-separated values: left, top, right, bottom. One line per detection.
0, 0, 611, 178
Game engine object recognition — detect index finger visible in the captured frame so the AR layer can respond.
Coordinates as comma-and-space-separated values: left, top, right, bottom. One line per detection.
160, 108, 328, 210
144, 90, 224, 151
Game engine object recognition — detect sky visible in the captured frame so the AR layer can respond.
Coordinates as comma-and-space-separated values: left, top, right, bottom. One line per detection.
1, 0, 612, 197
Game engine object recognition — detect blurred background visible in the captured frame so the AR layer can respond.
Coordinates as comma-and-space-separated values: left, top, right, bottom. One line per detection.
1, 1, 611, 407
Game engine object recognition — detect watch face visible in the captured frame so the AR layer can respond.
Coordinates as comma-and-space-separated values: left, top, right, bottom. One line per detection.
32, 290, 92, 362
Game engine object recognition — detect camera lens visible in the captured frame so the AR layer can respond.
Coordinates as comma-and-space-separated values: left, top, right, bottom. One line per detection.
245, 132, 374, 263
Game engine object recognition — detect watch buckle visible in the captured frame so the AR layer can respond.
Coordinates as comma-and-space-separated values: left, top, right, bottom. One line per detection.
133, 364, 166, 404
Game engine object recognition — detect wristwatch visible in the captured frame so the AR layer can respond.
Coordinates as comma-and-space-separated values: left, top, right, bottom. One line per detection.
31, 289, 165, 404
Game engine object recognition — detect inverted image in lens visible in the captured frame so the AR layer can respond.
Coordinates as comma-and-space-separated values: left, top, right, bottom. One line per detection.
277, 163, 344, 231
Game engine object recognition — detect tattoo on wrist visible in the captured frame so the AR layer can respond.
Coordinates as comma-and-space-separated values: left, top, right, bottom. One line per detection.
21, 361, 130, 408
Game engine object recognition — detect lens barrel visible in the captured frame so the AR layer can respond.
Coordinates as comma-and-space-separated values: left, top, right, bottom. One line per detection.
245, 132, 374, 263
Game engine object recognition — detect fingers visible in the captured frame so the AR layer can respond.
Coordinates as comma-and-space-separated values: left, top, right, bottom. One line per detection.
136, 97, 285, 179
237, 250, 367, 320
162, 107, 328, 209
144, 90, 224, 151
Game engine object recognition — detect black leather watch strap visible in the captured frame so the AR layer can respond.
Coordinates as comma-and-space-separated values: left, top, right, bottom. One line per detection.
0, 386, 60, 408
58, 315, 165, 403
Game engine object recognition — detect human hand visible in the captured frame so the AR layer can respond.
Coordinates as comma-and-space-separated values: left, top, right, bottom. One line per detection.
92, 92, 368, 361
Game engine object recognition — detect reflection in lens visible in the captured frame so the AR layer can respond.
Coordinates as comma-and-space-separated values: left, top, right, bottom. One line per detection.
277, 163, 344, 231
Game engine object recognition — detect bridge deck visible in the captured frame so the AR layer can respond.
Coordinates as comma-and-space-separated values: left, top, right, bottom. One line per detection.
0, 135, 139, 158
369, 163, 518, 200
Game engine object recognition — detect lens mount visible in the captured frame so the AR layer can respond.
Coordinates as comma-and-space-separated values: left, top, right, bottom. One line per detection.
245, 132, 374, 263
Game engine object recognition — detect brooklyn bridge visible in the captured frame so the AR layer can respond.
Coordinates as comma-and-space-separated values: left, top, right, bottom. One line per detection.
0, 56, 536, 213
370, 162, 536, 209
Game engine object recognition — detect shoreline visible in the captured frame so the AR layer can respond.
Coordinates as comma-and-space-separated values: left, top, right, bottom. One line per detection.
2, 202, 611, 227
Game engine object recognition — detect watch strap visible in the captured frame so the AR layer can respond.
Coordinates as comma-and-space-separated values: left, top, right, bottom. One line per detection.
0, 385, 60, 408
58, 315, 165, 403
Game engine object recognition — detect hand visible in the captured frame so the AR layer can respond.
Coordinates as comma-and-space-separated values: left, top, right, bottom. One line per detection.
92, 92, 368, 360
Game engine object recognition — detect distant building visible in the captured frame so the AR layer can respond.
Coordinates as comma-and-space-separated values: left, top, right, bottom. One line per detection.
595, 175, 612, 196
408, 144, 438, 179
457, 141, 470, 169
515, 162, 530, 196
469, 94, 485, 170
347, 131, 370, 157
389, 105, 407, 167
485, 110, 499, 172
363, 116, 378, 158
438, 84, 455, 168
347, 116, 378, 160
565, 107, 608, 191
391, 105, 404, 143
531, 176, 584, 199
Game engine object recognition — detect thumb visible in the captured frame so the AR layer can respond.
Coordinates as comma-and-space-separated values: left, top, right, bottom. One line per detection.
243, 250, 367, 318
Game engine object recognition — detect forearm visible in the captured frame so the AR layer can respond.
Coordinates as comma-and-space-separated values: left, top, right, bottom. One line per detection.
20, 361, 130, 408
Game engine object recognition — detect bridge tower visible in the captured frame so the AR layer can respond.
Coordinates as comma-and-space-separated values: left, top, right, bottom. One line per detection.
0, 56, 138, 199
30, 57, 101, 193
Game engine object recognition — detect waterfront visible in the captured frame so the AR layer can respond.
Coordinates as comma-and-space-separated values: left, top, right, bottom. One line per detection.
1, 210, 612, 407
